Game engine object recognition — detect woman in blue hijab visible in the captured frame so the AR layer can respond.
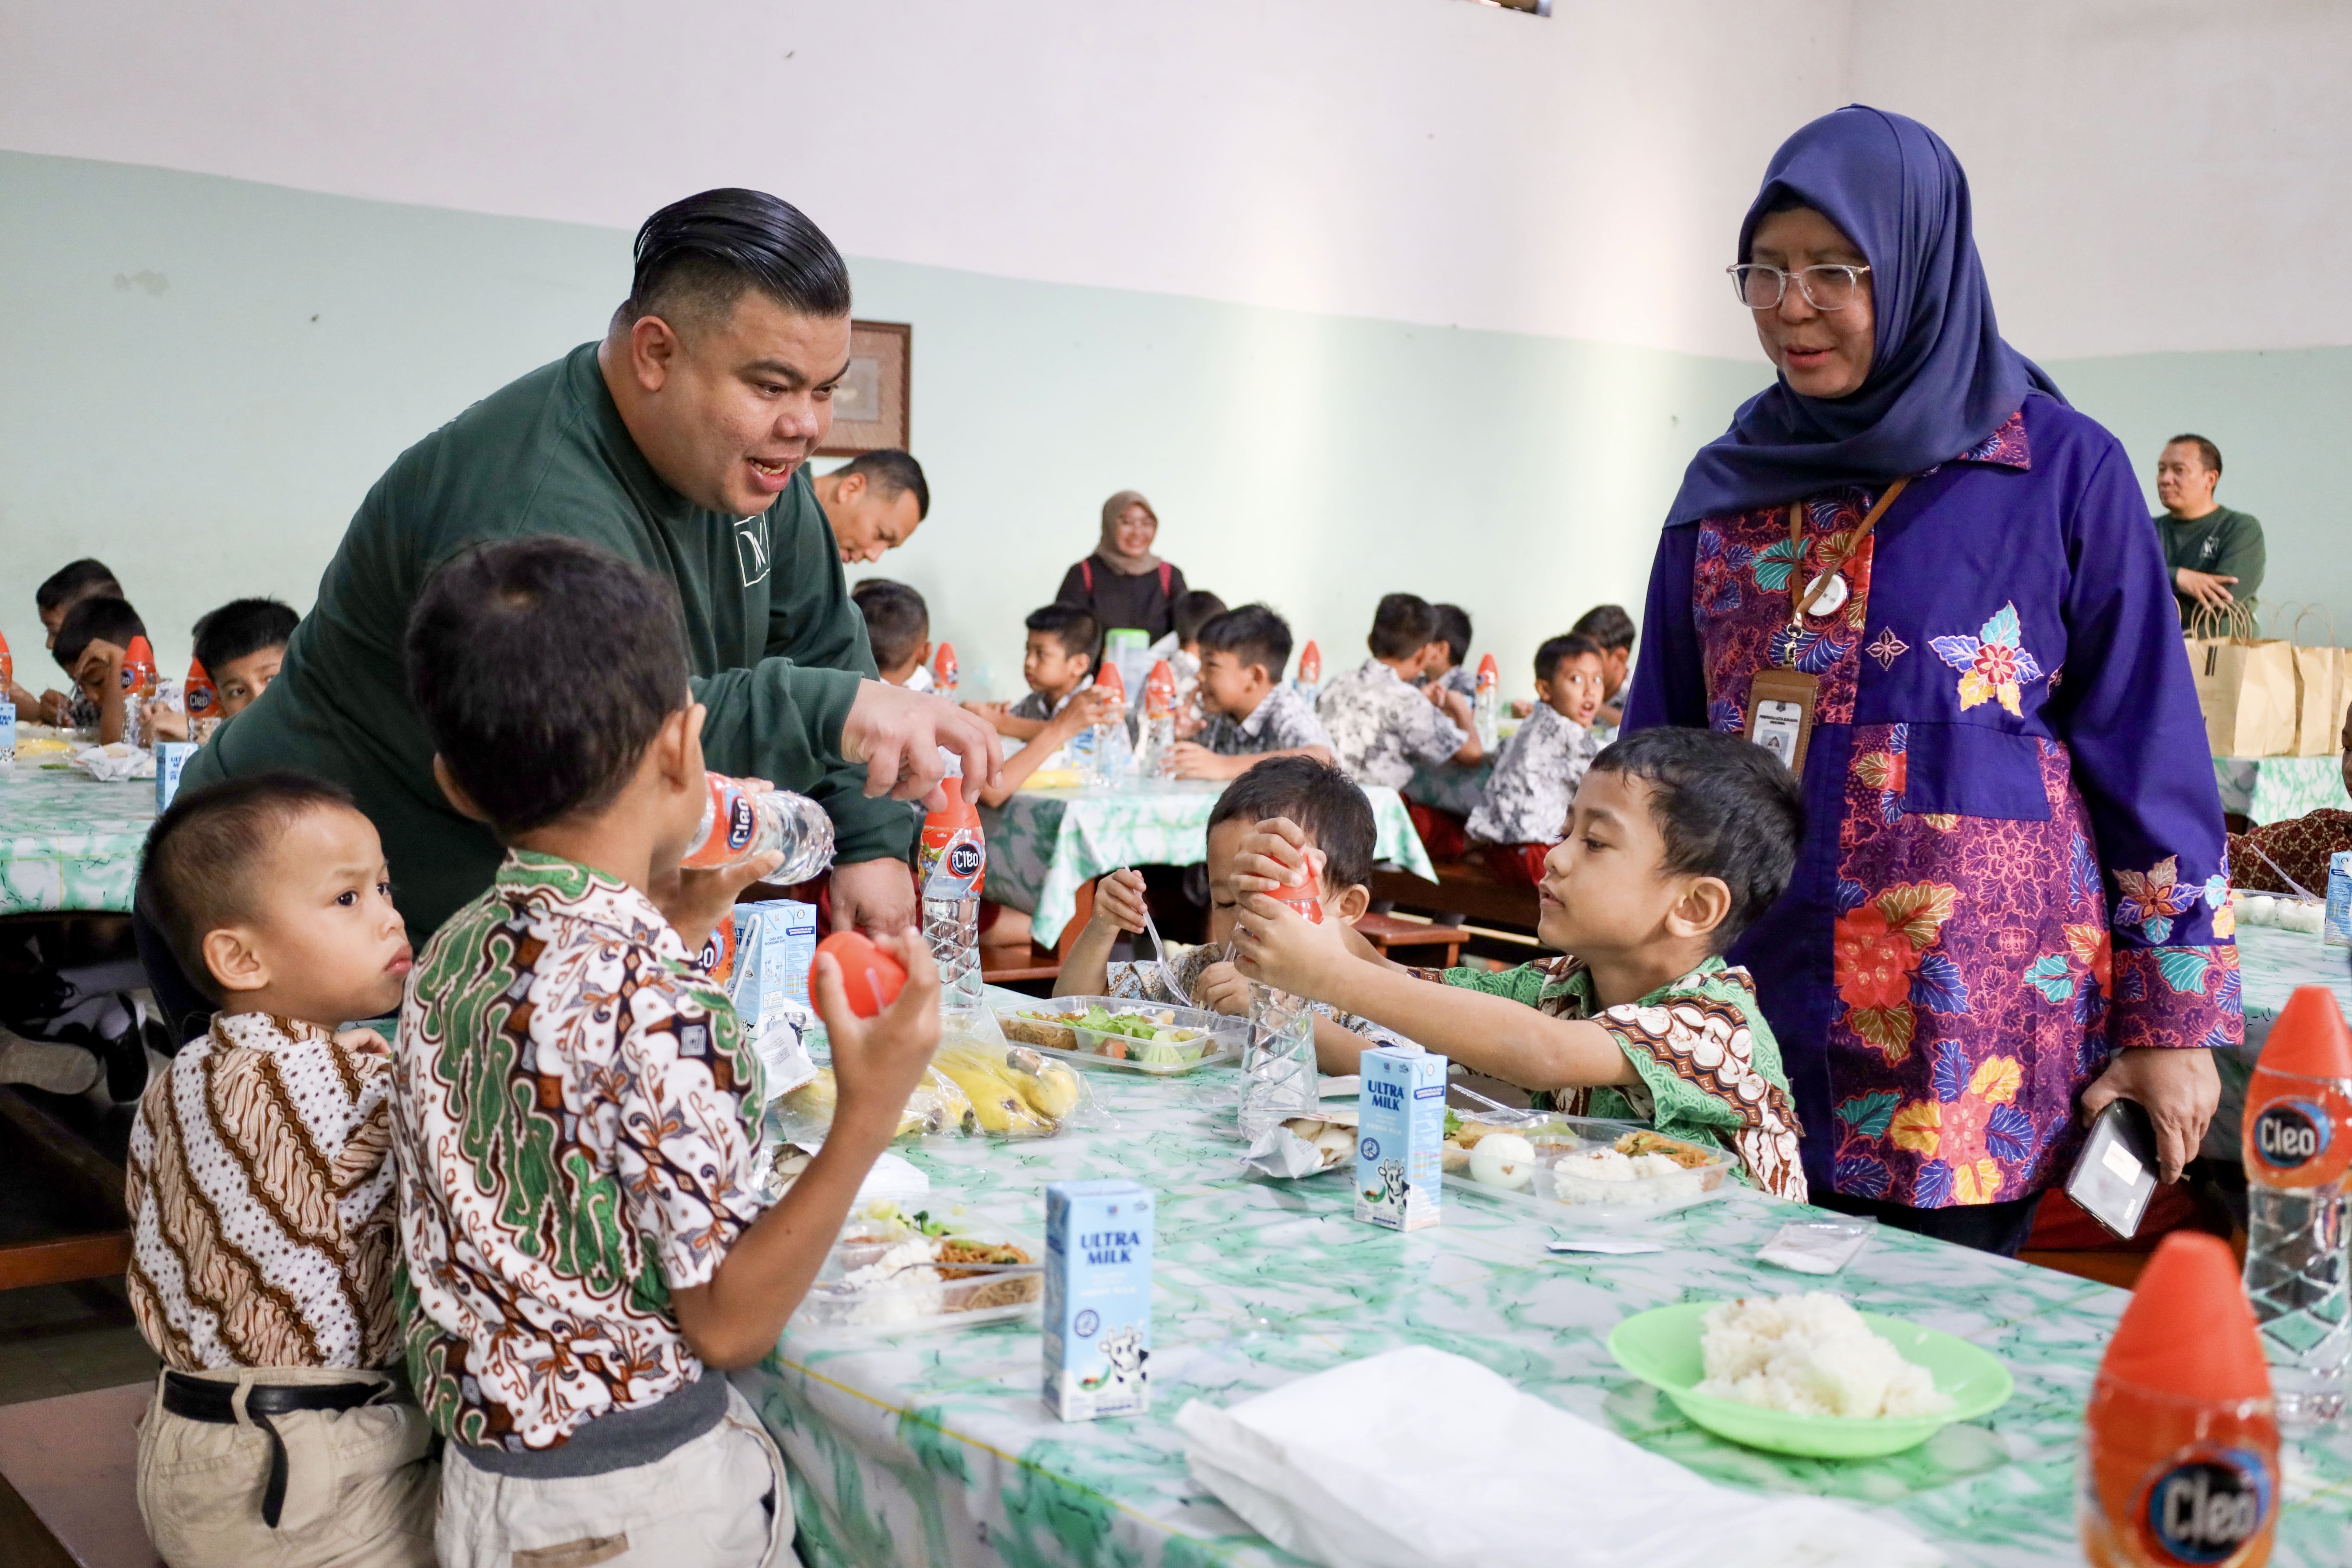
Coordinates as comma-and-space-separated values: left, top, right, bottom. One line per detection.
1624, 107, 2233, 1256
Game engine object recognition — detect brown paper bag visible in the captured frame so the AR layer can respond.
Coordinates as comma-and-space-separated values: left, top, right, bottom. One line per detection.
2187, 603, 2301, 757
2290, 606, 2347, 758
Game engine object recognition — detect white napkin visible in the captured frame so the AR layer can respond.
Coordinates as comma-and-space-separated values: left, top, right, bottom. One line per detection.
1175, 1345, 1943, 1568
71, 742, 155, 782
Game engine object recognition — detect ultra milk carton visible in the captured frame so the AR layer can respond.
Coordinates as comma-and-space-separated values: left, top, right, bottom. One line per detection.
706, 902, 821, 1096
2326, 851, 2352, 950
1356, 1044, 1447, 1231
1044, 1180, 1153, 1420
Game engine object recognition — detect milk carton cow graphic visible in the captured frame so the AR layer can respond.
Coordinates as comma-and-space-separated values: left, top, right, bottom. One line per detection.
1361, 1158, 1409, 1223
1081, 1323, 1149, 1398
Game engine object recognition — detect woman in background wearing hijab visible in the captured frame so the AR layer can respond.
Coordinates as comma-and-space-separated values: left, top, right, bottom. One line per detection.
1056, 490, 1189, 642
1625, 107, 2232, 1256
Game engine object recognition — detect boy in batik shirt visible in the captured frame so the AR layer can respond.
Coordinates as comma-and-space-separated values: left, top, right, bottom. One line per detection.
1316, 592, 1482, 789
1058, 756, 1412, 1064
392, 538, 941, 1568
1164, 604, 1335, 780
1467, 633, 1608, 886
1229, 727, 1808, 1200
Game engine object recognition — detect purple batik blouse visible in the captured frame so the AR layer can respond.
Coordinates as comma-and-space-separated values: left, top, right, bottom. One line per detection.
1626, 393, 2240, 1209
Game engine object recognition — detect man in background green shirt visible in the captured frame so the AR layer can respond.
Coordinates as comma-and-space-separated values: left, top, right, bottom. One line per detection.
182, 189, 998, 947
2154, 432, 2265, 625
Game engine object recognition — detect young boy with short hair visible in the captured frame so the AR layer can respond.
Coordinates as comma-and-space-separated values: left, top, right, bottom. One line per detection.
969, 603, 1098, 742
1163, 604, 1335, 780
1059, 755, 1409, 1063
1572, 603, 1638, 726
151, 596, 301, 741
851, 578, 933, 688
1160, 589, 1228, 738
14, 559, 120, 716
1231, 727, 1808, 1200
1316, 592, 1482, 787
127, 773, 435, 1567
55, 593, 172, 743
1467, 632, 1608, 885
1426, 603, 1477, 699
394, 536, 943, 1566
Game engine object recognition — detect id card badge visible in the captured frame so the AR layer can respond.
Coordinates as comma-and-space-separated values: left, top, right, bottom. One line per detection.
1744, 667, 1819, 775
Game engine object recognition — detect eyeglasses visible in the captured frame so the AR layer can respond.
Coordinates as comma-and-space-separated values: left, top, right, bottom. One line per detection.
1727, 263, 1870, 312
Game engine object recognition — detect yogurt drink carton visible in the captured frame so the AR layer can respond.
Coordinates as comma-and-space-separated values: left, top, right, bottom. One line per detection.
2325, 852, 2352, 950
725, 901, 821, 1096
1357, 1045, 1447, 1231
1044, 1180, 1153, 1421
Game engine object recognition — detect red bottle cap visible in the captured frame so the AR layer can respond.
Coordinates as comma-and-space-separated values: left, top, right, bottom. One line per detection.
813, 931, 907, 1018
2256, 985, 2352, 1080
126, 635, 154, 666
1094, 663, 1125, 702
1145, 660, 1175, 709
2097, 1232, 2272, 1402
1299, 641, 1321, 679
934, 642, 957, 682
1477, 652, 1498, 679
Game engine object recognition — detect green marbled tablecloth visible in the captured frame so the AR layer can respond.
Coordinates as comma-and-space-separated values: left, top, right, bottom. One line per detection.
2215, 755, 2351, 825
980, 781, 1435, 947
0, 763, 155, 915
743, 997, 2352, 1568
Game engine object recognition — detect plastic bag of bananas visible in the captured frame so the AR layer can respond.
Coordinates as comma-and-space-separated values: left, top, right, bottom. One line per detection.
774, 1035, 1094, 1143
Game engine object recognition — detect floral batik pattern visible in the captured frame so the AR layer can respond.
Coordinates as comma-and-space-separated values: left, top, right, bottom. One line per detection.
1929, 602, 2047, 716
1692, 488, 1884, 734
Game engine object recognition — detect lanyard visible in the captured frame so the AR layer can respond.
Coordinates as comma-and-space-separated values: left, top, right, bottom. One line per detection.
1785, 476, 1910, 630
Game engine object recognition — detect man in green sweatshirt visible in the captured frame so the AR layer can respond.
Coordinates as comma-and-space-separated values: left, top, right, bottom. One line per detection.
2154, 433, 2266, 625
179, 188, 998, 950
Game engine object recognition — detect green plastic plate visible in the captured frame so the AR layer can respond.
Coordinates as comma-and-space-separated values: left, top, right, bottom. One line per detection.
1606, 1302, 2014, 1458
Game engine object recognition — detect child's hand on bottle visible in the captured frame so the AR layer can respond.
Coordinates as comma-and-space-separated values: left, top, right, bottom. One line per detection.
1161, 740, 1219, 779
812, 927, 941, 1140
651, 776, 783, 952
1230, 889, 1350, 997
1194, 960, 1249, 1016
147, 703, 189, 742
1226, 819, 1325, 898
1090, 868, 1150, 934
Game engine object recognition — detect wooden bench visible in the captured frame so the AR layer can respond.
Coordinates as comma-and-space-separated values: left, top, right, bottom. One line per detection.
0, 1382, 160, 1568
1353, 911, 1464, 969
1370, 860, 1540, 934
0, 1089, 132, 1294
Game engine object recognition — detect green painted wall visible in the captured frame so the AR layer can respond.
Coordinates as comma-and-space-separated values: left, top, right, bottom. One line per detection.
4, 150, 2347, 720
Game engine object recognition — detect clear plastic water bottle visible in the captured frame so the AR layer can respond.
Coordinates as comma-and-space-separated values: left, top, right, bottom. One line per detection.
681, 773, 836, 885
1142, 659, 1176, 777
933, 642, 958, 705
1086, 664, 1132, 786
1472, 652, 1500, 752
122, 635, 159, 750
184, 658, 221, 744
1294, 640, 1322, 707
918, 760, 989, 1020
1239, 873, 1324, 1140
2240, 985, 2351, 1429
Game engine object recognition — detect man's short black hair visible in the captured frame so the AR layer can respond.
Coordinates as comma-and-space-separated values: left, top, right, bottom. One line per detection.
1535, 632, 1604, 687
1367, 593, 1441, 661
832, 450, 930, 521
54, 595, 146, 671
36, 559, 121, 615
1196, 604, 1293, 681
624, 188, 853, 339
1588, 727, 1803, 951
2167, 433, 2223, 477
1208, 756, 1376, 890
1172, 590, 1229, 647
1432, 604, 1474, 668
193, 597, 300, 673
1571, 604, 1638, 652
1025, 603, 1099, 665
405, 537, 691, 838
139, 772, 359, 1003
851, 578, 929, 672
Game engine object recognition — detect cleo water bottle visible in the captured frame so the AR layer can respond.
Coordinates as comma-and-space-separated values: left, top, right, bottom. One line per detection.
183, 658, 221, 744
0, 629, 15, 774
1295, 640, 1322, 706
681, 774, 837, 884
2240, 984, 2352, 1428
2082, 1232, 2278, 1567
1472, 652, 1500, 752
1143, 659, 1176, 777
1239, 865, 1324, 1140
121, 635, 159, 749
1086, 664, 1131, 786
917, 760, 988, 1018
933, 642, 958, 705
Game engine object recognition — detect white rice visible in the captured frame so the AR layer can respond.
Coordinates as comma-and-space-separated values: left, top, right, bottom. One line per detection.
1550, 1147, 1703, 1205
1694, 1293, 1954, 1419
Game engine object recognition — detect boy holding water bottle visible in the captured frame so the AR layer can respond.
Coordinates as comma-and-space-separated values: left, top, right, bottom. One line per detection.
395, 536, 940, 1566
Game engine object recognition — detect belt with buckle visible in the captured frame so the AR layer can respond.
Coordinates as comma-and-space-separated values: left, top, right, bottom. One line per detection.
161, 1370, 390, 1527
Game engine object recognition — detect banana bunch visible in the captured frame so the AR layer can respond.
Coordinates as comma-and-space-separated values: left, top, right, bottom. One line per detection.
778, 1066, 980, 1140
931, 1043, 1083, 1136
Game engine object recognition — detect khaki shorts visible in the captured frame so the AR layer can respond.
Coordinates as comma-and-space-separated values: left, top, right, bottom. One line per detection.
136, 1366, 436, 1568
436, 1381, 796, 1568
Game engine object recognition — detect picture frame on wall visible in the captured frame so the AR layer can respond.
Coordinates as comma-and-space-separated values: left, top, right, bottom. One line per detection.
816, 320, 911, 456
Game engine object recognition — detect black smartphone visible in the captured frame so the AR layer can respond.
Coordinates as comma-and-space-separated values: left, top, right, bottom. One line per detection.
2064, 1098, 2161, 1241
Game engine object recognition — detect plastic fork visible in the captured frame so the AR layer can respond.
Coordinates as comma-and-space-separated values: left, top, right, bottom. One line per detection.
1123, 866, 1188, 1003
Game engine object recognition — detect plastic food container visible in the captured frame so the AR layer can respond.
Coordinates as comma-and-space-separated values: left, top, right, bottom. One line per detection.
788, 1204, 1042, 1341
996, 996, 1244, 1074
1447, 1115, 1733, 1222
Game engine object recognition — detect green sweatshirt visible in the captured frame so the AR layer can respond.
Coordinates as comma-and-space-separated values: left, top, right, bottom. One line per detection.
183, 342, 904, 940
2156, 504, 2266, 624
